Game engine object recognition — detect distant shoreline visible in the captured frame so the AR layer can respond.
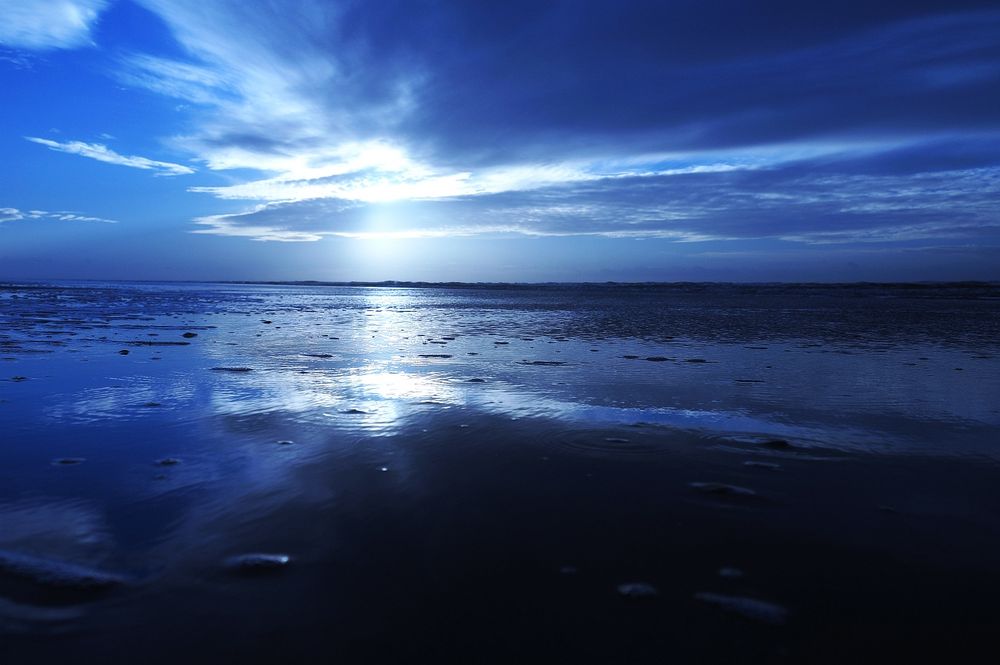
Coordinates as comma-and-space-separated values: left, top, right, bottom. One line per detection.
2, 279, 998, 290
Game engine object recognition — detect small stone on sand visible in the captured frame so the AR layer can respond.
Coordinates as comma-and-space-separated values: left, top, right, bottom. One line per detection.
689, 482, 757, 497
0, 550, 127, 590
224, 553, 291, 573
617, 582, 658, 598
694, 592, 788, 625
52, 457, 85, 466
744, 461, 780, 470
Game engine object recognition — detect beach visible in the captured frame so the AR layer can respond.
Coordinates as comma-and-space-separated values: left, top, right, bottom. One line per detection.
1, 281, 999, 663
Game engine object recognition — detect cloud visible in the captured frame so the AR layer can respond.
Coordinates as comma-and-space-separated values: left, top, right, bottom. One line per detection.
11, 0, 983, 258
106, 4, 998, 240
0, 207, 118, 224
187, 150, 750, 204
25, 137, 195, 176
120, 3, 1000, 173
187, 143, 1000, 244
0, 0, 109, 51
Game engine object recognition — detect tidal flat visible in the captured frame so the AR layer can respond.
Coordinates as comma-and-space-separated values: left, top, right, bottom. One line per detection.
1, 281, 999, 663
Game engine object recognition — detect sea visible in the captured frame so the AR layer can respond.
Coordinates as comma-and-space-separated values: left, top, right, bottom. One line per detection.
1, 281, 999, 663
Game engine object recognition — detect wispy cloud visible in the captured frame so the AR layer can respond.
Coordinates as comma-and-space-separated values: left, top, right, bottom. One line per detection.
186, 158, 1000, 244
0, 207, 118, 224
188, 155, 749, 205
0, 0, 109, 51
25, 137, 195, 176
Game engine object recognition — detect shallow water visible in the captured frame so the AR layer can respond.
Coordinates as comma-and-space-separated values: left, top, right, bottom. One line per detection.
1, 281, 999, 663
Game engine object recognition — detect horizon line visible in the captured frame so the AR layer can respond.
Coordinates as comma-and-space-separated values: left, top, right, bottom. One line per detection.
2, 278, 998, 289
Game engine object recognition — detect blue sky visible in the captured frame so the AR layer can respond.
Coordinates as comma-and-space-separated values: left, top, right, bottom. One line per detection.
1, 0, 998, 282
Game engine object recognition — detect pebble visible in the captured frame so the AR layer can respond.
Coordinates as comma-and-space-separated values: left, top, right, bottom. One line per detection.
617, 582, 659, 598
224, 553, 291, 573
52, 457, 85, 466
0, 550, 126, 590
743, 461, 781, 470
694, 592, 788, 625
689, 482, 757, 497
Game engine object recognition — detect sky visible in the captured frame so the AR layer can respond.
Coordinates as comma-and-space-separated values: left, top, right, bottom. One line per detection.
1, 0, 998, 282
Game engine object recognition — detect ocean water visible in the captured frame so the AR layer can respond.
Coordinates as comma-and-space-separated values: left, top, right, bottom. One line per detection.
1, 281, 999, 663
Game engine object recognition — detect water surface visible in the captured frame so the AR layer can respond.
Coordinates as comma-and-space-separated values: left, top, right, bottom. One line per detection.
2, 282, 999, 663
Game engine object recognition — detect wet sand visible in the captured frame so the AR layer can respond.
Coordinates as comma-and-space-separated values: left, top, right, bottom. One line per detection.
1, 281, 999, 663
